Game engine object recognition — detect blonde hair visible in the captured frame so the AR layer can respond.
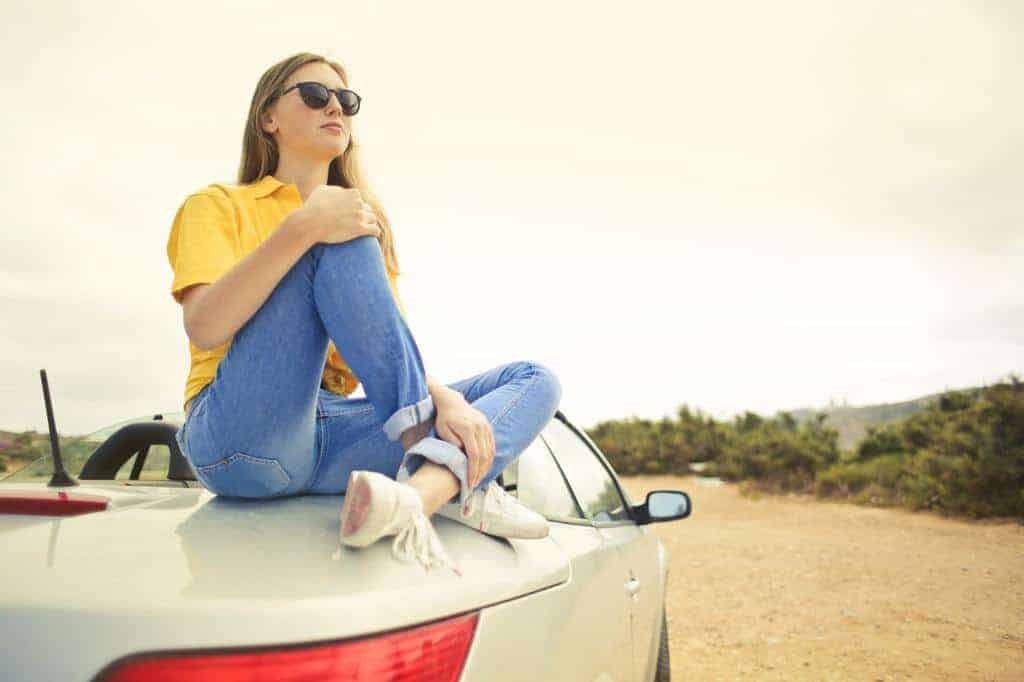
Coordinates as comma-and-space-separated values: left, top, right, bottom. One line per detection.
238, 51, 401, 278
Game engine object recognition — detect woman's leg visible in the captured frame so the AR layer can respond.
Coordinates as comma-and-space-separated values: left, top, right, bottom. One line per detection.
306, 361, 563, 509
176, 234, 456, 499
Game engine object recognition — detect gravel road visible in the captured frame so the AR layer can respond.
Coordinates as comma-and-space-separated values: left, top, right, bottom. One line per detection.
618, 474, 1024, 681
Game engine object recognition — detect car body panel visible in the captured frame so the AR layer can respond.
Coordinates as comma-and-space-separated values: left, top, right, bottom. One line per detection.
0, 481, 569, 681
563, 415, 676, 682
616, 525, 667, 682
462, 529, 632, 682
642, 537, 671, 682
0, 409, 686, 682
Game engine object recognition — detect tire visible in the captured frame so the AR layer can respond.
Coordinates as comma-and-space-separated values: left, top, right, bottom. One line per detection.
655, 603, 671, 682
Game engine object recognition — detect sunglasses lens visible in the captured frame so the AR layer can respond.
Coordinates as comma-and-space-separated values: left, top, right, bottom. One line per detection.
298, 83, 330, 108
293, 83, 359, 115
339, 90, 359, 115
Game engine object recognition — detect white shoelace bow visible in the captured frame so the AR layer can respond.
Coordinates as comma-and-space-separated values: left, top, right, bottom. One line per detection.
391, 507, 462, 576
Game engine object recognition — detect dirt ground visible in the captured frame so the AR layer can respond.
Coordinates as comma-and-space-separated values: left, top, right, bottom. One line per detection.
617, 475, 1024, 681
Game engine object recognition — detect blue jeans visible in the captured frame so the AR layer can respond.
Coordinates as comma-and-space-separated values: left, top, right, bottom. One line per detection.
173, 235, 562, 505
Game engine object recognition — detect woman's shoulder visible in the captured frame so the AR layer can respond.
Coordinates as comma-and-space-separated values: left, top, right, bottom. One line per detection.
174, 181, 230, 205
176, 180, 257, 216
169, 182, 243, 229
189, 180, 244, 201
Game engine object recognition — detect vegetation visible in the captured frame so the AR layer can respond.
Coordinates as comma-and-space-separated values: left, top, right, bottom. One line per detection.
585, 374, 1023, 520
0, 431, 97, 478
4, 375, 1021, 519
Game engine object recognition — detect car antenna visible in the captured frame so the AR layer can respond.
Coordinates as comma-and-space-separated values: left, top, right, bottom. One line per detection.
40, 369, 79, 488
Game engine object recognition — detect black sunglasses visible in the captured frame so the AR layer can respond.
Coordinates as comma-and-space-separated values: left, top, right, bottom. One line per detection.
271, 81, 361, 115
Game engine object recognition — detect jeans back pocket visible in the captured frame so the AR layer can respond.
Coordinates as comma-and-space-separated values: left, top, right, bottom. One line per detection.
194, 451, 292, 499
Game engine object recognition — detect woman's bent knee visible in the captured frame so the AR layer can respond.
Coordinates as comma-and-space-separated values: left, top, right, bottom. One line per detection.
522, 360, 562, 405
313, 234, 382, 261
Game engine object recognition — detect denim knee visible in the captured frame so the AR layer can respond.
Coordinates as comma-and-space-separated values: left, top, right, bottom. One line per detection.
522, 360, 562, 408
310, 234, 382, 266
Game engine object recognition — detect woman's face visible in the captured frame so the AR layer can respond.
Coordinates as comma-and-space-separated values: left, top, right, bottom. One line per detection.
262, 62, 351, 162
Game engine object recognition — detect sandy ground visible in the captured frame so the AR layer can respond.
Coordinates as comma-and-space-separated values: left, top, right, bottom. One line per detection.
617, 475, 1024, 682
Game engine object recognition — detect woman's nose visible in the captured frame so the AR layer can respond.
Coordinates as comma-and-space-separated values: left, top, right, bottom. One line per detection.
325, 92, 344, 115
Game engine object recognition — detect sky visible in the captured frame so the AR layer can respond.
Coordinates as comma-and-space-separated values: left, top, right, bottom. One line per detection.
1, 0, 1021, 435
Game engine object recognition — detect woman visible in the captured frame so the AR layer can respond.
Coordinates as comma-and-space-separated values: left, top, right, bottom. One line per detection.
168, 52, 563, 577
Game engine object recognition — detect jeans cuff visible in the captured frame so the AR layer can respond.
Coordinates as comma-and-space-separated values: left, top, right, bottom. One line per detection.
395, 436, 472, 507
382, 393, 436, 442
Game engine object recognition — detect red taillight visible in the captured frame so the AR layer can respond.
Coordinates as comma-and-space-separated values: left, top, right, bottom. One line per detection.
0, 490, 109, 516
98, 611, 479, 682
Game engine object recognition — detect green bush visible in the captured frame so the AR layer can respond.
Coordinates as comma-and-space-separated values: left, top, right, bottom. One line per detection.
816, 453, 905, 496
586, 374, 1023, 520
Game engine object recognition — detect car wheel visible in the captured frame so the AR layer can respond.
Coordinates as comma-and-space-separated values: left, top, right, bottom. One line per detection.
655, 603, 670, 681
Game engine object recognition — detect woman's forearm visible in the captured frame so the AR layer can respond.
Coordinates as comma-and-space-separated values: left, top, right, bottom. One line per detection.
187, 209, 317, 351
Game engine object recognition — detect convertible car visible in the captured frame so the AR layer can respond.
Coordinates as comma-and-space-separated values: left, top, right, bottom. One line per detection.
1, 399, 691, 682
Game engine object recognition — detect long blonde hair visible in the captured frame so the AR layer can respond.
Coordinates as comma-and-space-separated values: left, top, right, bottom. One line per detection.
238, 52, 401, 278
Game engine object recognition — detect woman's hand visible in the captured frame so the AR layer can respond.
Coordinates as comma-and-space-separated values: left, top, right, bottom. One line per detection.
433, 390, 495, 490
299, 185, 381, 245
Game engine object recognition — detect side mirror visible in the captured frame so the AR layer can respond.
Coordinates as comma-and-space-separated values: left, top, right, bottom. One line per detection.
635, 490, 692, 524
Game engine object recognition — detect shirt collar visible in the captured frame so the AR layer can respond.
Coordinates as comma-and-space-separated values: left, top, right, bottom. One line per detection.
247, 174, 288, 199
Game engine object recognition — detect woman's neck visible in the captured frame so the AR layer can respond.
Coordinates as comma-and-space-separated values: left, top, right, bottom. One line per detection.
271, 161, 331, 202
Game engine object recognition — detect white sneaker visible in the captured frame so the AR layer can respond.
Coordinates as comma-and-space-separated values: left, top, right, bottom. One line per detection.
434, 480, 550, 539
339, 470, 462, 576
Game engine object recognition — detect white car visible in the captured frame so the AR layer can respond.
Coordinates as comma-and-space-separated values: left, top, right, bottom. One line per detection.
1, 403, 691, 682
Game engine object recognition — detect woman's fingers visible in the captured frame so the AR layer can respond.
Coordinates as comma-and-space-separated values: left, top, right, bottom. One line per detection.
475, 421, 494, 488
450, 413, 496, 490
454, 421, 480, 489
479, 419, 491, 483
468, 427, 486, 488
485, 422, 496, 463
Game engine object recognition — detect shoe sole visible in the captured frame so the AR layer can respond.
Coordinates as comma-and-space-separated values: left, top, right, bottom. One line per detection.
340, 471, 374, 546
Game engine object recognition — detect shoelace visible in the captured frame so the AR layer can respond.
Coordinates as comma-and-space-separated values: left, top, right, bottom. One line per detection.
391, 506, 463, 577
462, 481, 519, 519
493, 485, 523, 515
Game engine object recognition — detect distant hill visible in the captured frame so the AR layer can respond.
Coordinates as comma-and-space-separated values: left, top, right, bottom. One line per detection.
781, 383, 988, 452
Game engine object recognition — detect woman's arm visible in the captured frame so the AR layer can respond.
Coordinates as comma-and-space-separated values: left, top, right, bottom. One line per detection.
182, 209, 317, 351
425, 374, 462, 405
426, 373, 496, 488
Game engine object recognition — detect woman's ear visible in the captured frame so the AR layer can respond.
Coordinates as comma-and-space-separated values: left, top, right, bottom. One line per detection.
260, 110, 276, 135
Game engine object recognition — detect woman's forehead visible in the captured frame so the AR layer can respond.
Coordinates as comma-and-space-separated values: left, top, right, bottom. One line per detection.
288, 64, 345, 89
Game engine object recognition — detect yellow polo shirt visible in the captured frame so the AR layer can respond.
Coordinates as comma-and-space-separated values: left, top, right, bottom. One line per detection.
166, 174, 406, 414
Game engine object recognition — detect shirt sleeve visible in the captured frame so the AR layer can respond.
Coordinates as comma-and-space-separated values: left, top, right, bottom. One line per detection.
166, 189, 239, 304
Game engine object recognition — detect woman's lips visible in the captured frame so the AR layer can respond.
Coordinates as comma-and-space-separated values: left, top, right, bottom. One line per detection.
322, 125, 343, 134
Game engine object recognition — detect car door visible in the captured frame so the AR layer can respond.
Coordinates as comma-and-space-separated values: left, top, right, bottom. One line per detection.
575, 421, 666, 682
508, 435, 635, 682
541, 415, 661, 682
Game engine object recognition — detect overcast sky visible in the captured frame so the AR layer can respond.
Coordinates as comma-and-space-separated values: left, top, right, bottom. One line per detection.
1, 0, 1021, 435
